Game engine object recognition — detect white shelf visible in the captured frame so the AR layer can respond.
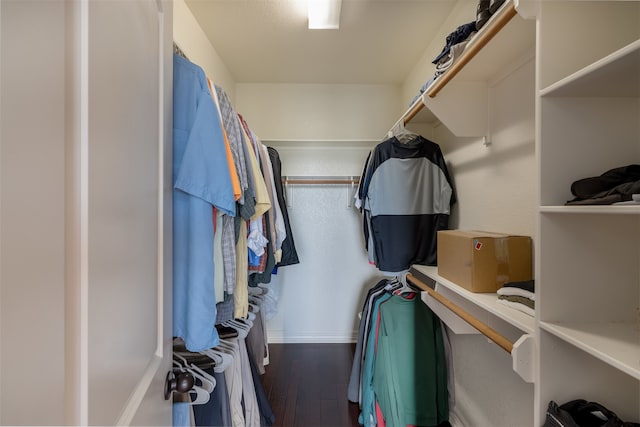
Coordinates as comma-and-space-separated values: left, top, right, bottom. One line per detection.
540, 321, 640, 380
391, 0, 535, 137
540, 205, 640, 215
540, 39, 640, 98
411, 265, 535, 334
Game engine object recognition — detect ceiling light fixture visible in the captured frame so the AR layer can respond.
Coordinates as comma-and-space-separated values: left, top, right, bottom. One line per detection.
308, 0, 341, 30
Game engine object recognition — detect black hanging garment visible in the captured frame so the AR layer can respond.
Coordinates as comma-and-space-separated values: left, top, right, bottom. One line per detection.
359, 135, 456, 273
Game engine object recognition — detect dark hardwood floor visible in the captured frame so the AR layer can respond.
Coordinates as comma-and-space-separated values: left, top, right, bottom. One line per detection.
260, 343, 361, 427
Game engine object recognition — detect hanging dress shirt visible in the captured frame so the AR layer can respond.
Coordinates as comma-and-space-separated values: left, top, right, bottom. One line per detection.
172, 54, 236, 352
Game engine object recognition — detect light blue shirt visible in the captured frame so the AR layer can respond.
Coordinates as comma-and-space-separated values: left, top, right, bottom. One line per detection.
173, 54, 236, 352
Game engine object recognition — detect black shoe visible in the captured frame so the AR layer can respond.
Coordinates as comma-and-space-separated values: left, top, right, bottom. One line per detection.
544, 399, 640, 427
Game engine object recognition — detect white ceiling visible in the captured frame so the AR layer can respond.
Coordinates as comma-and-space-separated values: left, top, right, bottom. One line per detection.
185, 0, 460, 85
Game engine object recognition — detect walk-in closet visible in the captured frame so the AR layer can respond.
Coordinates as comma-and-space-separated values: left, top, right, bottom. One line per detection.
1, 0, 639, 426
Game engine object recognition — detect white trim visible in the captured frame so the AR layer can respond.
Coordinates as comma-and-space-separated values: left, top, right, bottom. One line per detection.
266, 333, 357, 344
115, 355, 163, 426
263, 139, 379, 150
79, 0, 89, 424
155, 0, 165, 360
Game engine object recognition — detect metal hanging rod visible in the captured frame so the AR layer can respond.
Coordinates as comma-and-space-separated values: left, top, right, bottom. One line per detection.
173, 42, 188, 60
282, 176, 360, 185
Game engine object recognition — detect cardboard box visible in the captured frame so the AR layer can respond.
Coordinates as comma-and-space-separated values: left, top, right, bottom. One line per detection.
437, 230, 532, 293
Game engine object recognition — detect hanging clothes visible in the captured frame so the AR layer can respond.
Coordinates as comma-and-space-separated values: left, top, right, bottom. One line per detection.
172, 53, 236, 352
372, 293, 449, 427
359, 135, 456, 274
351, 279, 450, 427
172, 50, 299, 427
267, 146, 300, 267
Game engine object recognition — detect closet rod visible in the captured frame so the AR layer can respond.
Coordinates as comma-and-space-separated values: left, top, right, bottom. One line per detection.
406, 273, 514, 354
282, 177, 360, 185
173, 42, 189, 60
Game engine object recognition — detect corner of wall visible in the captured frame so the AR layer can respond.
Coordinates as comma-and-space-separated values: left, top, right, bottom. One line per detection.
173, 0, 237, 102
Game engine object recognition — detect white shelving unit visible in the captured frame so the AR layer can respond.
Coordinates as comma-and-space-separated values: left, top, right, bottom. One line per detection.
536, 2, 640, 425
393, 1, 639, 425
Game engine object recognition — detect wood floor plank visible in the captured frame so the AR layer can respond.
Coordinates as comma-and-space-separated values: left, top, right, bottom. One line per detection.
261, 343, 360, 427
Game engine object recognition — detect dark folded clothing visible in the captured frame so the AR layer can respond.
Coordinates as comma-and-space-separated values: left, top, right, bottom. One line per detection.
503, 279, 534, 293
567, 179, 640, 205
432, 21, 476, 64
571, 164, 640, 199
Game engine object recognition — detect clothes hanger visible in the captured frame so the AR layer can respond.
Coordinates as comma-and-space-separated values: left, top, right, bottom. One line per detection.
248, 302, 260, 313
171, 360, 211, 405
393, 121, 419, 143
225, 320, 250, 338
199, 348, 232, 373
173, 353, 216, 393
188, 363, 217, 392
225, 317, 253, 333
174, 354, 216, 393
248, 286, 265, 296
217, 337, 239, 352
393, 272, 416, 296
188, 384, 210, 405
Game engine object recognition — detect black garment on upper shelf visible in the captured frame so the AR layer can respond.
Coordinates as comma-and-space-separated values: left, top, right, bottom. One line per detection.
566, 164, 640, 205
432, 21, 476, 64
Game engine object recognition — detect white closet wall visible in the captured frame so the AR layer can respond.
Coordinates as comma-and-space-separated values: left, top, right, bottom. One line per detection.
236, 83, 400, 141
0, 2, 67, 423
173, 0, 236, 99
430, 60, 536, 427
236, 83, 402, 342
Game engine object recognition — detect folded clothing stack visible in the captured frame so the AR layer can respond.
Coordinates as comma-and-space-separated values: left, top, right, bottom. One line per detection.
496, 280, 534, 317
566, 164, 640, 205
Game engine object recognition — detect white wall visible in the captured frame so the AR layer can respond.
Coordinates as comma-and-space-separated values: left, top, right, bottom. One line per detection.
235, 84, 403, 342
257, 141, 383, 342
236, 83, 401, 141
439, 58, 536, 235
1, 1, 66, 424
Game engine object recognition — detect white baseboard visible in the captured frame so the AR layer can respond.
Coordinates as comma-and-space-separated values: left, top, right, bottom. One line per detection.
266, 331, 357, 344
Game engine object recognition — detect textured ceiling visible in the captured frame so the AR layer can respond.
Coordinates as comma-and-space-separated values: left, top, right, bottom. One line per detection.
185, 0, 459, 84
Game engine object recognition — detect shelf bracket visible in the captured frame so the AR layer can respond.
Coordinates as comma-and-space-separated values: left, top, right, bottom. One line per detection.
512, 334, 535, 383
422, 81, 489, 138
513, 0, 539, 20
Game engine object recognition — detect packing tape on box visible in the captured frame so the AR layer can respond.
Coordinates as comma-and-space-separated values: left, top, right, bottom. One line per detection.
495, 237, 510, 284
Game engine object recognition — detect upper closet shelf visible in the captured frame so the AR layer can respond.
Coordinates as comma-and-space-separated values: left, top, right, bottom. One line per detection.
390, 0, 536, 138
540, 39, 640, 98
